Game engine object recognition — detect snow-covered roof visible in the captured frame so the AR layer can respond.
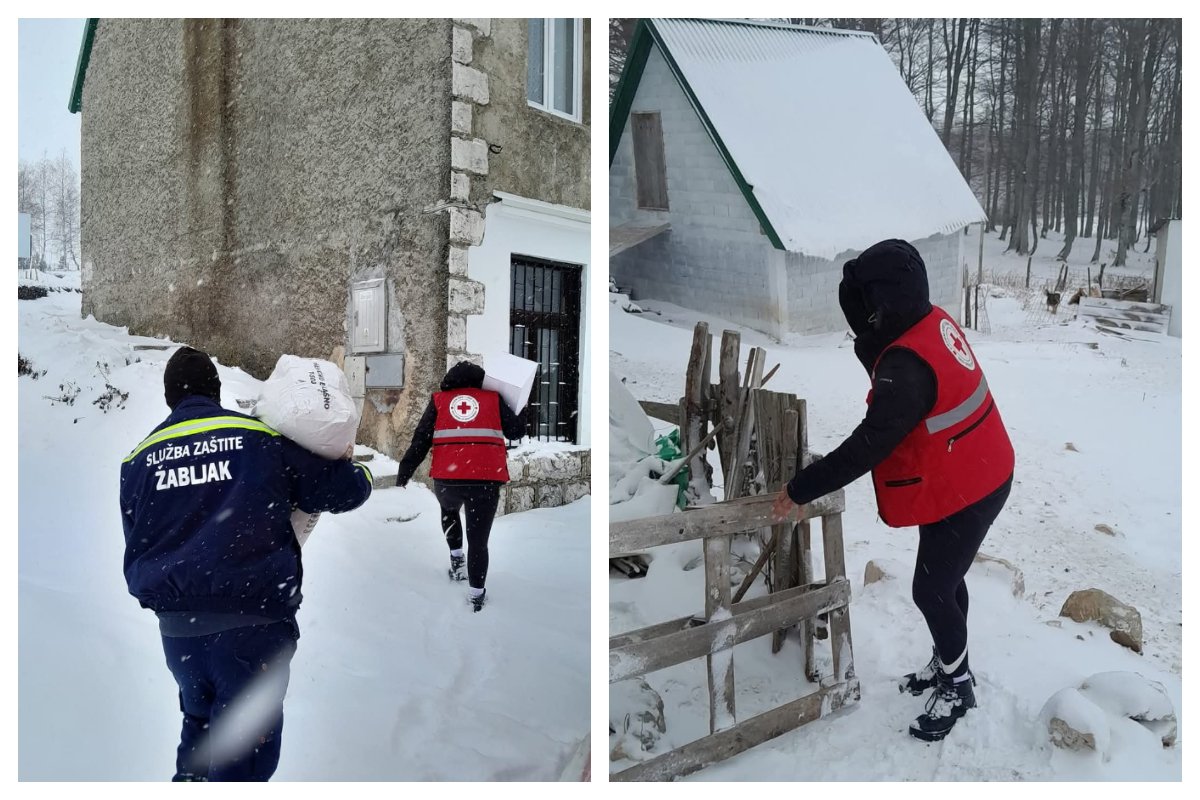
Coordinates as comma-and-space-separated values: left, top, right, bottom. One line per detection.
611, 18, 987, 259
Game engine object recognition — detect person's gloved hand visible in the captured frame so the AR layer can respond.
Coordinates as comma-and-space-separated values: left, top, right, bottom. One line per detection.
396, 473, 409, 489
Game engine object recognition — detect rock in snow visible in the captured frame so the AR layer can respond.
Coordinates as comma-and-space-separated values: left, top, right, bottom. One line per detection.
1059, 588, 1143, 653
1040, 687, 1110, 755
973, 551, 1026, 598
863, 560, 890, 586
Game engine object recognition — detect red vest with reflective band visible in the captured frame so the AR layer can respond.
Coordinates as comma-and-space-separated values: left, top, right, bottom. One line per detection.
869, 307, 1014, 527
431, 389, 510, 482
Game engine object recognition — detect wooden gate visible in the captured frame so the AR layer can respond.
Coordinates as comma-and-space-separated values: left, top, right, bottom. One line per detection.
610, 323, 861, 781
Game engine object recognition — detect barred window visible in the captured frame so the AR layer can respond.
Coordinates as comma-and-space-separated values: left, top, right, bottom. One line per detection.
509, 255, 582, 443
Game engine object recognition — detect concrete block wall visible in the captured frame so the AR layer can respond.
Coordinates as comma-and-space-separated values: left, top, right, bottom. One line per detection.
783, 230, 967, 335
610, 46, 777, 332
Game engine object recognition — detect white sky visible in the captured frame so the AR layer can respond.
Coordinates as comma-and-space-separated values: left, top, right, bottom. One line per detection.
18, 18, 85, 166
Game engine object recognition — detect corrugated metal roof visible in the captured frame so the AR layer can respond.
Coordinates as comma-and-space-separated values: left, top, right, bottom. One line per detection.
642, 18, 986, 258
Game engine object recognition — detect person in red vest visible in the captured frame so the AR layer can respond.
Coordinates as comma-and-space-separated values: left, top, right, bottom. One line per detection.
395, 361, 526, 612
771, 239, 1014, 742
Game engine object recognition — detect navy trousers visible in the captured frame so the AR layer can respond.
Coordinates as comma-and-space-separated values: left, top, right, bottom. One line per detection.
161, 618, 299, 781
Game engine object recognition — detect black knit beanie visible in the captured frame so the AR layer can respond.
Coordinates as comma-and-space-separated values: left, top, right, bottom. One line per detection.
163, 346, 222, 409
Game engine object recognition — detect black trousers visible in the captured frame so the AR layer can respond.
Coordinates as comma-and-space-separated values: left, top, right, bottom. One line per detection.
912, 474, 1013, 668
161, 618, 299, 781
434, 480, 501, 590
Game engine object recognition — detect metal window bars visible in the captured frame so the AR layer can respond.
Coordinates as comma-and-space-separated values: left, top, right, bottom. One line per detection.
509, 254, 582, 444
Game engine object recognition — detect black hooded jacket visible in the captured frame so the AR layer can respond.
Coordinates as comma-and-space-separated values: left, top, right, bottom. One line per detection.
785, 239, 939, 506
395, 361, 526, 487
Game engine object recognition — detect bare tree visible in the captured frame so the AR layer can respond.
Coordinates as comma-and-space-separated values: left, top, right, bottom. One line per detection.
50, 151, 81, 270
1057, 19, 1098, 261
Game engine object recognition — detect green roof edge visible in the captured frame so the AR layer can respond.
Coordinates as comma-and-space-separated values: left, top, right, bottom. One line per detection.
68, 18, 99, 114
608, 19, 787, 250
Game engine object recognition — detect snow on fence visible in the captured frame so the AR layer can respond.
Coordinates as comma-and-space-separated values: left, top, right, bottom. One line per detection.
610, 322, 860, 781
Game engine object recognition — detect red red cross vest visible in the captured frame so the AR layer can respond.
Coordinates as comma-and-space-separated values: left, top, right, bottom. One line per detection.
869, 307, 1014, 527
431, 388, 511, 482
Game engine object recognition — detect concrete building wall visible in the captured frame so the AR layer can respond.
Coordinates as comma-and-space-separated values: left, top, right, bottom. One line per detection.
80, 18, 454, 458
779, 231, 963, 336
470, 18, 590, 212
610, 46, 778, 334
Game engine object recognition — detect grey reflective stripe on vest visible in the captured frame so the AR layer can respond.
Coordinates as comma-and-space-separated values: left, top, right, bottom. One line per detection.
433, 428, 505, 440
925, 375, 990, 434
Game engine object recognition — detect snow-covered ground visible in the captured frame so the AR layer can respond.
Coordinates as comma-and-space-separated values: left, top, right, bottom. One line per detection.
18, 273, 590, 781
609, 230, 1181, 780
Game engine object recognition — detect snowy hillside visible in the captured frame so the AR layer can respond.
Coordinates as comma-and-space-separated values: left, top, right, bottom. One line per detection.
609, 230, 1181, 780
18, 274, 590, 781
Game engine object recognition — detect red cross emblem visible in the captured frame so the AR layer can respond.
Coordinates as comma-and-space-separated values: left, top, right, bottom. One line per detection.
940, 319, 976, 370
448, 394, 480, 422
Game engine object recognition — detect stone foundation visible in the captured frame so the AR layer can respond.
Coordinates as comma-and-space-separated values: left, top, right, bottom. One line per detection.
498, 448, 591, 516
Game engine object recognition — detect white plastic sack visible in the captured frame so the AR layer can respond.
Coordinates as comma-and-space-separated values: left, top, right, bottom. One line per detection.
482, 352, 538, 414
254, 355, 360, 459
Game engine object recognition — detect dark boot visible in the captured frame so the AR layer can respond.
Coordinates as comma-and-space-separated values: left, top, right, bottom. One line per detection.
469, 588, 487, 613
448, 553, 467, 582
899, 647, 942, 695
909, 672, 977, 742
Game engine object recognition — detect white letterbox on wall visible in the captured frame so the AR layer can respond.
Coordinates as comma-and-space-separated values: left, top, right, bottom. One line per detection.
351, 278, 386, 353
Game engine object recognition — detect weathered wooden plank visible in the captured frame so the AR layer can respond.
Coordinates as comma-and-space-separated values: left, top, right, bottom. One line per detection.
1077, 305, 1170, 324
821, 514, 855, 684
611, 678, 861, 782
704, 533, 736, 732
609, 579, 851, 682
610, 580, 832, 651
1082, 315, 1167, 334
610, 223, 671, 257
682, 323, 713, 500
772, 405, 800, 653
638, 400, 681, 425
1079, 296, 1169, 314
726, 348, 764, 501
716, 331, 741, 480
610, 491, 845, 557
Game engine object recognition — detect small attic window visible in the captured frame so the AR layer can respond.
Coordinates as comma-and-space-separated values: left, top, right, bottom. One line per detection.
633, 112, 669, 211
527, 18, 583, 122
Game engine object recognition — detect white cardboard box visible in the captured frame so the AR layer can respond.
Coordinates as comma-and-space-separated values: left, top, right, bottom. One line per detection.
483, 352, 538, 414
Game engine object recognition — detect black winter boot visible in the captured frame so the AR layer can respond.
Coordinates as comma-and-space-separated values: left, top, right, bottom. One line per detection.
469, 588, 487, 613
908, 673, 977, 742
899, 647, 942, 695
448, 553, 467, 582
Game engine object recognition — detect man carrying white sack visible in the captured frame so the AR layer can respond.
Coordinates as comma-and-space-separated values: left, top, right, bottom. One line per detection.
119, 347, 374, 781
395, 361, 526, 612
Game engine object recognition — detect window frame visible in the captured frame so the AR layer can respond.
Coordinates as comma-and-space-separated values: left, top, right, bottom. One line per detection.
527, 18, 584, 124
508, 254, 583, 444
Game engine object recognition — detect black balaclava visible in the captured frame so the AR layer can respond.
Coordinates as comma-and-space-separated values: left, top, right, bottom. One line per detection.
163, 346, 222, 409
